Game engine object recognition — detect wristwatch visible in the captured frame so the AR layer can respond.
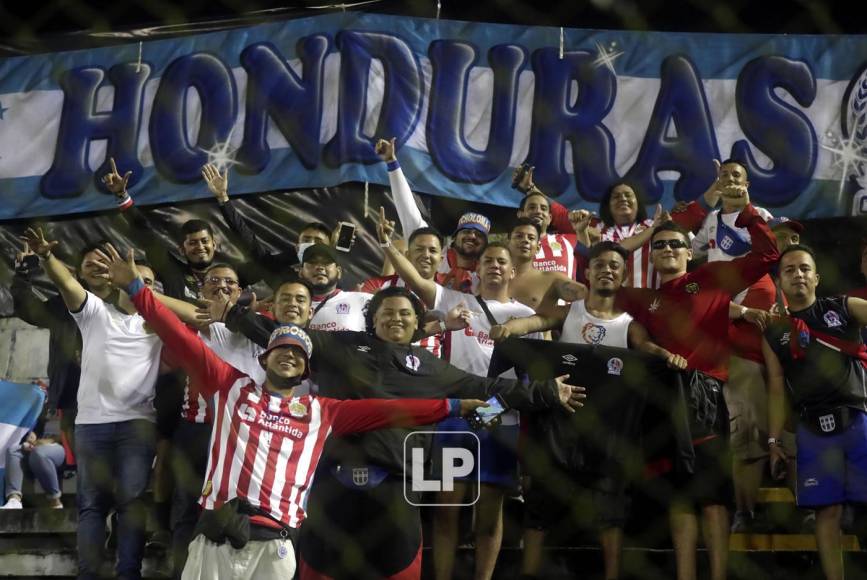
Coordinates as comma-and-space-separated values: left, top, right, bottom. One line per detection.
738, 305, 748, 319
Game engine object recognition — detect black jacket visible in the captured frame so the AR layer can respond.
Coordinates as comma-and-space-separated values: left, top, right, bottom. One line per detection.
225, 305, 563, 474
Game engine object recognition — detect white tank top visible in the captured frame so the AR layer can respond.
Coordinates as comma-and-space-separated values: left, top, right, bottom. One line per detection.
559, 300, 632, 348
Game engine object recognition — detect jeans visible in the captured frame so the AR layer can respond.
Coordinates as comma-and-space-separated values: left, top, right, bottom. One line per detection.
4, 443, 65, 499
75, 420, 156, 580
170, 421, 212, 579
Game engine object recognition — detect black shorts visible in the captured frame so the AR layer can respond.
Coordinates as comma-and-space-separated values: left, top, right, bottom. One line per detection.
524, 471, 629, 532
667, 435, 734, 509
299, 467, 421, 579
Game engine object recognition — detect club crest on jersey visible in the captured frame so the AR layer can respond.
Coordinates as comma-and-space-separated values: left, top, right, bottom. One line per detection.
685, 282, 700, 294
405, 354, 421, 371
799, 330, 811, 348
550, 240, 562, 252
819, 413, 836, 433
289, 401, 307, 418
352, 467, 369, 486
607, 357, 623, 376
581, 323, 607, 345
719, 236, 734, 251
336, 303, 350, 314
780, 332, 791, 345
823, 310, 842, 328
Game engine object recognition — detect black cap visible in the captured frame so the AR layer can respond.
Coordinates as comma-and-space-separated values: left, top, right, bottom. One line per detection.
302, 243, 338, 264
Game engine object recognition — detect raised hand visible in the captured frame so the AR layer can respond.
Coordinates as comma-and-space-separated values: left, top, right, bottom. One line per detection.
554, 374, 586, 413
20, 227, 58, 258
568, 209, 593, 234
651, 203, 672, 227
445, 302, 474, 331
195, 294, 235, 325
375, 137, 397, 163
377, 206, 396, 245
94, 243, 140, 289
201, 164, 229, 203
101, 158, 132, 197
511, 164, 536, 194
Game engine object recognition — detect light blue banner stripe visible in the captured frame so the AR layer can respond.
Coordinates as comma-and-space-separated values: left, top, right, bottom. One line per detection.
1, 12, 866, 96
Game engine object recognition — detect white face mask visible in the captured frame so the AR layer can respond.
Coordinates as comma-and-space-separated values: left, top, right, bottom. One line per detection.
297, 242, 315, 264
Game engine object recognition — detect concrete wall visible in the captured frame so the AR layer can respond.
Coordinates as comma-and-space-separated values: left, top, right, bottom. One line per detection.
0, 318, 49, 381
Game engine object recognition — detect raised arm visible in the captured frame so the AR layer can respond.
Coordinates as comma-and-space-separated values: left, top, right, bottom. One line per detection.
100, 244, 242, 396
376, 138, 429, 238
701, 204, 780, 295
20, 228, 86, 313
378, 206, 438, 307
224, 302, 279, 348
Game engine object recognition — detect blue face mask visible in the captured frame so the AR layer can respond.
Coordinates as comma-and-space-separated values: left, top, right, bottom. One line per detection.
715, 212, 752, 257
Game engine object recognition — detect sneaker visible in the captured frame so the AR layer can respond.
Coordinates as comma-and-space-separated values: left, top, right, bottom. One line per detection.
0, 498, 23, 509
731, 510, 754, 533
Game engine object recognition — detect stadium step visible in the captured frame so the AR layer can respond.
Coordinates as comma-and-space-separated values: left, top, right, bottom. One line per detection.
731, 533, 861, 552
758, 486, 796, 503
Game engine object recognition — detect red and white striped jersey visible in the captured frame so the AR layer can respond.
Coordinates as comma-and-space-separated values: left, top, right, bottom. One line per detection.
599, 220, 657, 289
533, 233, 576, 278
359, 274, 443, 357
130, 285, 452, 529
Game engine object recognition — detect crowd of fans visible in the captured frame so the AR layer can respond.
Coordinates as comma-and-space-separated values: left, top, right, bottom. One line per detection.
2, 140, 867, 580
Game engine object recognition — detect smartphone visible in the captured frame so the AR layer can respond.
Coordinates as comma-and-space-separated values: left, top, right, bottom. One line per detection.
334, 221, 356, 253
469, 395, 508, 431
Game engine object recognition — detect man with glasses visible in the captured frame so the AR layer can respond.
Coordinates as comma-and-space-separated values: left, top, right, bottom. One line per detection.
614, 211, 780, 580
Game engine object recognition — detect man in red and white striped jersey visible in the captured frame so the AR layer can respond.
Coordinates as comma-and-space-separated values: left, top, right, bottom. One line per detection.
99, 244, 488, 580
517, 191, 577, 278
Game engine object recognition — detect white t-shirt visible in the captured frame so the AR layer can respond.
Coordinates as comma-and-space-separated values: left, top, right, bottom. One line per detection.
559, 300, 632, 348
435, 285, 540, 426
309, 290, 372, 332
71, 292, 162, 424
201, 322, 266, 385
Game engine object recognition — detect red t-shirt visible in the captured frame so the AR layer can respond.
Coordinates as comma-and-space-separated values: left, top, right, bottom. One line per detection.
615, 205, 780, 382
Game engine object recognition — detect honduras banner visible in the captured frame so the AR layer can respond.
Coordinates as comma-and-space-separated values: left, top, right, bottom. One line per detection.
0, 381, 46, 499
1, 12, 866, 221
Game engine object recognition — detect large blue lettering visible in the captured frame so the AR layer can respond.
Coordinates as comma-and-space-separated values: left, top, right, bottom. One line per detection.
426, 41, 526, 183
149, 54, 237, 182
237, 37, 330, 173
323, 31, 422, 167
732, 56, 817, 205
41, 64, 149, 198
525, 48, 618, 201
626, 55, 720, 202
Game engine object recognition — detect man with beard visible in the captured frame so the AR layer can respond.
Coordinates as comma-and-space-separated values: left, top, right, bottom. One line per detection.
491, 240, 686, 580
507, 217, 592, 310
98, 244, 493, 580
613, 210, 779, 580
299, 243, 372, 332
21, 228, 162, 580
376, 137, 487, 293
763, 245, 867, 580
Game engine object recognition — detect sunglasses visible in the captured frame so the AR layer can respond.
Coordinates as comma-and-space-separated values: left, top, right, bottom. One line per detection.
651, 239, 689, 250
